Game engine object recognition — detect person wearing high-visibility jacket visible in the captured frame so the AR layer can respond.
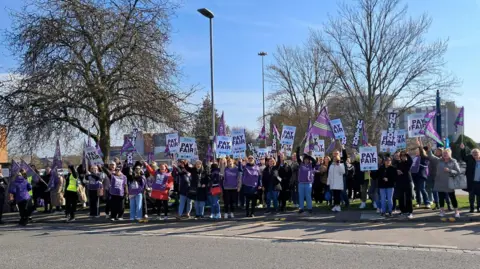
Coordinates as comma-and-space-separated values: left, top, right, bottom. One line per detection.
63, 165, 80, 222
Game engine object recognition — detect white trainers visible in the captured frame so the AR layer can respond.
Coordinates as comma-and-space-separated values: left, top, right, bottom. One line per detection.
229, 213, 234, 218
337, 206, 342, 212
224, 213, 229, 219
359, 202, 366, 209
216, 213, 222, 219
455, 210, 460, 218
210, 214, 214, 219
439, 209, 445, 217
257, 204, 263, 209
426, 204, 431, 209
331, 206, 337, 212
415, 204, 420, 208
407, 214, 413, 219
144, 215, 148, 219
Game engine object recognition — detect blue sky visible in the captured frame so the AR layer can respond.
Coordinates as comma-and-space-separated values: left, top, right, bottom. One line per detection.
1, 0, 480, 151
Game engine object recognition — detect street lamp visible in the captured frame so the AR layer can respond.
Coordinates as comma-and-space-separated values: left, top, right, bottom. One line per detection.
198, 8, 215, 157
258, 51, 267, 147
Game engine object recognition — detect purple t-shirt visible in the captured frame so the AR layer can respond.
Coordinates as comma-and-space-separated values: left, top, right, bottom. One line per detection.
298, 164, 314, 183
224, 167, 239, 189
128, 177, 146, 196
242, 165, 260, 187
109, 174, 127, 196
9, 176, 32, 202
150, 172, 170, 191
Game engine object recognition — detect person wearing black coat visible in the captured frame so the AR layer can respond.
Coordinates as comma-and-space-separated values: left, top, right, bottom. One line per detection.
0, 167, 7, 224
185, 160, 209, 218
174, 160, 192, 218
277, 153, 293, 212
378, 157, 397, 217
40, 168, 52, 213
460, 144, 480, 213
262, 157, 282, 214
396, 152, 414, 218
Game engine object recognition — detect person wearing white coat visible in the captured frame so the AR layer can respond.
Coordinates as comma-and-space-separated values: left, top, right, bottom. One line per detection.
327, 155, 346, 212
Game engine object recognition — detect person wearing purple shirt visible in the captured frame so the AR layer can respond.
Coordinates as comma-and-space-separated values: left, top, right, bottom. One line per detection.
85, 165, 104, 218
296, 147, 317, 214
221, 158, 242, 219
128, 166, 146, 221
109, 166, 128, 221
241, 156, 262, 217
8, 169, 33, 226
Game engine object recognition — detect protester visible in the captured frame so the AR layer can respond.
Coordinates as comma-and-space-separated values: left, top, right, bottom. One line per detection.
277, 153, 292, 212
8, 169, 33, 226
327, 154, 346, 212
378, 157, 397, 217
49, 169, 65, 215
64, 165, 80, 222
313, 157, 324, 204
262, 156, 281, 214
221, 158, 242, 218
429, 148, 461, 218
369, 158, 383, 212
146, 163, 173, 220
396, 151, 414, 218
345, 158, 356, 200
241, 155, 262, 217
411, 143, 431, 208
40, 167, 52, 213
109, 165, 128, 221
320, 157, 331, 206
460, 143, 480, 213
352, 155, 369, 209
0, 166, 7, 224
127, 165, 146, 221
102, 162, 115, 218
175, 160, 193, 219
290, 153, 299, 208
296, 147, 317, 214
85, 165, 104, 218
257, 157, 266, 208
208, 163, 222, 219
185, 160, 208, 219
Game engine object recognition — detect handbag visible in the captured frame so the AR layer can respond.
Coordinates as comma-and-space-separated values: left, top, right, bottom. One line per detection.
448, 173, 467, 190
151, 189, 169, 200
324, 190, 332, 201
210, 186, 222, 196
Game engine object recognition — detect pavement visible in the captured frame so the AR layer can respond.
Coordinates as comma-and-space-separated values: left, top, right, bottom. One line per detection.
1, 221, 479, 269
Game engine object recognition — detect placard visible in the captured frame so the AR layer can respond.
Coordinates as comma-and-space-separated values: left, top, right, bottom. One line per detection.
396, 129, 407, 150
380, 130, 397, 153
216, 136, 232, 156
330, 119, 345, 140
312, 136, 325, 158
178, 137, 196, 161
359, 146, 378, 171
231, 129, 246, 151
407, 113, 426, 138
352, 119, 364, 148
256, 148, 268, 159
280, 144, 293, 157
84, 146, 104, 166
386, 112, 397, 146
166, 133, 180, 153
280, 125, 296, 145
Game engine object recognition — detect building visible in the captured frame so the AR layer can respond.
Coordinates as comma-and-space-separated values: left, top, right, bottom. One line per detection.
111, 131, 171, 163
396, 101, 464, 141
0, 125, 8, 163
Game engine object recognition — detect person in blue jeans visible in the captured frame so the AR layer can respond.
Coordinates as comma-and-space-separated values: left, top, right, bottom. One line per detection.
208, 163, 222, 219
426, 146, 452, 210
174, 160, 192, 219
411, 146, 431, 208
262, 155, 282, 213
378, 157, 397, 217
128, 166, 146, 221
295, 147, 317, 214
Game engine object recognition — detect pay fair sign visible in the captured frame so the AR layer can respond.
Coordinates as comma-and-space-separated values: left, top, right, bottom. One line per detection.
84, 146, 104, 166
330, 119, 346, 140
280, 125, 296, 145
359, 146, 378, 171
166, 133, 179, 153
178, 137, 196, 160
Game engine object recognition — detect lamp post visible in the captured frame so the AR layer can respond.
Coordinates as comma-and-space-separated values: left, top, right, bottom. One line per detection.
198, 8, 215, 157
258, 51, 267, 147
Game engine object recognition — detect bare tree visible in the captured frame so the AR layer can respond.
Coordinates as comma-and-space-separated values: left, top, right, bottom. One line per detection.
266, 35, 339, 128
0, 0, 195, 160
314, 0, 459, 144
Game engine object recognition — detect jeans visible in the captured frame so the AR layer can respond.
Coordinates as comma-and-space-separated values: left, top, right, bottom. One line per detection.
178, 195, 192, 216
413, 177, 430, 205
195, 201, 205, 217
426, 179, 436, 202
379, 188, 394, 214
341, 190, 350, 207
129, 193, 143, 220
298, 183, 313, 210
211, 195, 220, 215
88, 190, 100, 217
266, 190, 279, 211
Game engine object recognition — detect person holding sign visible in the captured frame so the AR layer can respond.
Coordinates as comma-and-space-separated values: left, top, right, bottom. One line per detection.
127, 165, 146, 221
377, 157, 397, 217
411, 140, 431, 208
85, 165, 104, 218
327, 155, 346, 212
396, 151, 413, 218
295, 147, 317, 214
145, 163, 174, 220
8, 169, 33, 226
240, 155, 262, 217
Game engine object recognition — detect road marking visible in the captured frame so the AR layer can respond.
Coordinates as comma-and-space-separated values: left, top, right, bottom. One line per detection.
317, 239, 350, 244
418, 244, 458, 249
365, 242, 400, 246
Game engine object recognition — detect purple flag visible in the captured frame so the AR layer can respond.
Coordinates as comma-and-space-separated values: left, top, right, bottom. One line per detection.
257, 125, 266, 140
424, 118, 444, 146
326, 138, 336, 154
95, 143, 104, 157
10, 160, 21, 176
20, 159, 40, 182
120, 137, 136, 155
454, 107, 464, 131
217, 111, 226, 136
272, 124, 280, 139
52, 140, 62, 169
207, 143, 213, 161
310, 107, 334, 138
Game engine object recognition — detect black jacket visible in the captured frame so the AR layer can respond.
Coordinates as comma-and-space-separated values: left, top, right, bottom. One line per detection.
378, 165, 397, 189
277, 156, 293, 191
461, 148, 477, 191
262, 165, 281, 192
396, 155, 413, 188
352, 161, 366, 184
186, 165, 208, 201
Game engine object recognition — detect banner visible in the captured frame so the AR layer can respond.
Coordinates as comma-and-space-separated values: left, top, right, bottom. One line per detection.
386, 112, 397, 146
312, 136, 325, 158
231, 129, 246, 151
166, 133, 180, 153
380, 130, 397, 153
330, 119, 345, 140
232, 150, 246, 159
248, 143, 257, 159
352, 119, 363, 148
178, 137, 196, 161
256, 148, 268, 159
280, 125, 296, 145
359, 146, 378, 171
407, 113, 426, 138
280, 144, 293, 157
84, 146, 104, 166
216, 136, 232, 156
396, 129, 407, 150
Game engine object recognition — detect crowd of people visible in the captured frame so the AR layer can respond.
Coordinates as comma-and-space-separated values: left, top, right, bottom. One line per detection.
1, 139, 479, 226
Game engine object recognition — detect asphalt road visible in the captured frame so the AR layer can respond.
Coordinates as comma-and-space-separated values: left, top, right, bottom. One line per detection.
1, 222, 479, 269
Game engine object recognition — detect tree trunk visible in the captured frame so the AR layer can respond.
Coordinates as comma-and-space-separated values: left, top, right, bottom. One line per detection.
98, 114, 111, 163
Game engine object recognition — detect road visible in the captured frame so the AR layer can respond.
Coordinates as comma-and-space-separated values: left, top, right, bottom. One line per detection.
1, 221, 479, 269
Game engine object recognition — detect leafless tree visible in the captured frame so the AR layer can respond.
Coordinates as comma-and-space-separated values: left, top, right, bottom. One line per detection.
0, 0, 196, 160
266, 34, 339, 129
314, 0, 459, 144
